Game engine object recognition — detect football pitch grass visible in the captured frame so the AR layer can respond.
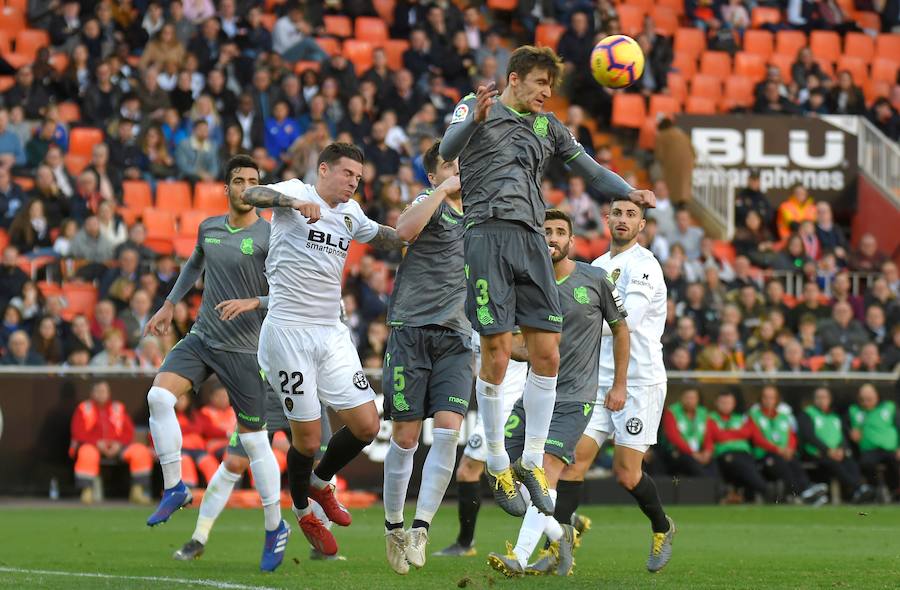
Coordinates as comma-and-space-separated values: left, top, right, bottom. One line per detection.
1, 503, 899, 589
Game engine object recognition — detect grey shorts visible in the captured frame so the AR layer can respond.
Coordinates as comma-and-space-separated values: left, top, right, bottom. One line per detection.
504, 398, 595, 464
160, 332, 266, 430
383, 325, 474, 421
229, 400, 332, 460
464, 220, 563, 335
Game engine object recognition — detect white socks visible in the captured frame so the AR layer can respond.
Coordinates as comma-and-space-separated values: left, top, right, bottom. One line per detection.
192, 464, 241, 545
476, 378, 509, 474
383, 438, 417, 524
522, 372, 557, 470
147, 386, 182, 489
513, 489, 560, 567
414, 428, 459, 524
239, 430, 282, 531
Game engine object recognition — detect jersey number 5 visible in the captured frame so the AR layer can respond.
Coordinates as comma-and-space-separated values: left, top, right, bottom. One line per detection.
279, 370, 304, 395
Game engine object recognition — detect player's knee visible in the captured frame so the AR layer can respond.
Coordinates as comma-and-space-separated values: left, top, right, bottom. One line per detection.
563, 460, 589, 482
352, 419, 380, 443
224, 454, 249, 475
614, 465, 642, 490
292, 438, 320, 457
391, 430, 419, 450
147, 385, 177, 412
529, 348, 560, 376
457, 458, 482, 482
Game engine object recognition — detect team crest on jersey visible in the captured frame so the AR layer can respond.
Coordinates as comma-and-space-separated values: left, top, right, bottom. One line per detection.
533, 115, 549, 138
573, 286, 590, 305
626, 417, 643, 435
344, 215, 353, 233
611, 268, 621, 284
240, 237, 254, 255
353, 370, 369, 390
451, 103, 469, 123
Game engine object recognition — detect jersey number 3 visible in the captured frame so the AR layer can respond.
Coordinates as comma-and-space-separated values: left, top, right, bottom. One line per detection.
279, 370, 304, 395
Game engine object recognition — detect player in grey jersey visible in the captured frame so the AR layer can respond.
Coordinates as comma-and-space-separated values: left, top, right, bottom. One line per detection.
143, 155, 290, 573
381, 140, 472, 574
439, 45, 655, 517
487, 209, 630, 577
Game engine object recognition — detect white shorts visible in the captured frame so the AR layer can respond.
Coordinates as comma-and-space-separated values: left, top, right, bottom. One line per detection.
258, 320, 375, 422
463, 359, 528, 462
584, 383, 667, 453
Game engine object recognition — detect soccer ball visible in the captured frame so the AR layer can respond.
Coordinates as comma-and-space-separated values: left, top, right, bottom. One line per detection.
590, 35, 645, 89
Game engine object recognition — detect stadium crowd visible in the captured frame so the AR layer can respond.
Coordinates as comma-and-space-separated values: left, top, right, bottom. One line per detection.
0, 0, 897, 375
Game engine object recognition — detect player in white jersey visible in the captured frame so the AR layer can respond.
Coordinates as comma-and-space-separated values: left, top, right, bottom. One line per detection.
241, 143, 405, 557
433, 329, 529, 557
555, 196, 675, 574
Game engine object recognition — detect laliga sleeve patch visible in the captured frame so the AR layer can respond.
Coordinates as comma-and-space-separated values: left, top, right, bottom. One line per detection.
353, 370, 370, 390
451, 103, 469, 124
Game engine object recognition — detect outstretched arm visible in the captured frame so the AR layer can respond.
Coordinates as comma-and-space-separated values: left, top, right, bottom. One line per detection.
242, 185, 322, 222
568, 154, 657, 208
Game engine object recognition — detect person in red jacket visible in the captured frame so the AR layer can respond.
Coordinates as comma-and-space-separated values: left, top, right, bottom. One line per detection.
660, 389, 716, 477
70, 380, 154, 504
707, 390, 772, 502
195, 385, 237, 484
175, 394, 206, 488
749, 385, 828, 505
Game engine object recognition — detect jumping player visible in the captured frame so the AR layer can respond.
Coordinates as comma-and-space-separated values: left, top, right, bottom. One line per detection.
557, 196, 675, 574
241, 142, 404, 557
143, 155, 290, 572
487, 209, 630, 577
440, 45, 654, 517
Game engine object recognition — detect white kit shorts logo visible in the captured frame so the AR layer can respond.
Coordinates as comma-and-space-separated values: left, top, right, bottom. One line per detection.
626, 417, 643, 435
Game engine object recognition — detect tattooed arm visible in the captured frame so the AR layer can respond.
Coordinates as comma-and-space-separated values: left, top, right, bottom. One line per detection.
366, 224, 406, 251
242, 185, 322, 222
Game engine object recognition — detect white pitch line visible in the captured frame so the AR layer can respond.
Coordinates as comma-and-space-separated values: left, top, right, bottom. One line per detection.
0, 567, 283, 590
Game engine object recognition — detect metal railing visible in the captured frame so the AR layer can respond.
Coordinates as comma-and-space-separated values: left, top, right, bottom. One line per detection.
856, 116, 900, 207
768, 270, 880, 297
691, 152, 735, 241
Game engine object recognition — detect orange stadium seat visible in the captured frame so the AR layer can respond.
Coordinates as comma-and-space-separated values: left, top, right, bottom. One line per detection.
122, 180, 152, 211
743, 30, 773, 60
0, 75, 12, 92
843, 32, 874, 62
616, 5, 645, 36
68, 127, 104, 158
863, 79, 890, 104
855, 11, 882, 31
61, 282, 98, 321
775, 30, 806, 57
875, 34, 900, 61
674, 28, 705, 60
293, 60, 320, 74
667, 72, 687, 105
648, 94, 680, 118
0, 227, 7, 250
691, 74, 723, 103
323, 15, 352, 38
372, 0, 396, 25
142, 208, 176, 254
835, 0, 856, 17
722, 75, 755, 110
651, 6, 679, 36
343, 39, 373, 72
486, 0, 517, 10
179, 209, 208, 238
837, 56, 867, 86
48, 51, 68, 73
36, 280, 61, 298
671, 52, 697, 78
12, 175, 32, 190
14, 28, 48, 59
155, 181, 192, 212
56, 102, 80, 123
64, 154, 87, 175
751, 7, 781, 28
685, 95, 717, 114
173, 236, 196, 259
0, 31, 9, 53
383, 39, 408, 70
734, 52, 766, 82
354, 16, 388, 45
769, 53, 794, 84
259, 13, 276, 31
535, 23, 566, 52
658, 0, 685, 16
315, 37, 341, 57
0, 7, 25, 36
4, 0, 26, 13
638, 118, 658, 150
700, 51, 732, 78
871, 58, 898, 83
810, 30, 841, 63
1, 51, 28, 69
627, 0, 655, 11
545, 189, 564, 206
611, 93, 646, 129
194, 181, 227, 214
